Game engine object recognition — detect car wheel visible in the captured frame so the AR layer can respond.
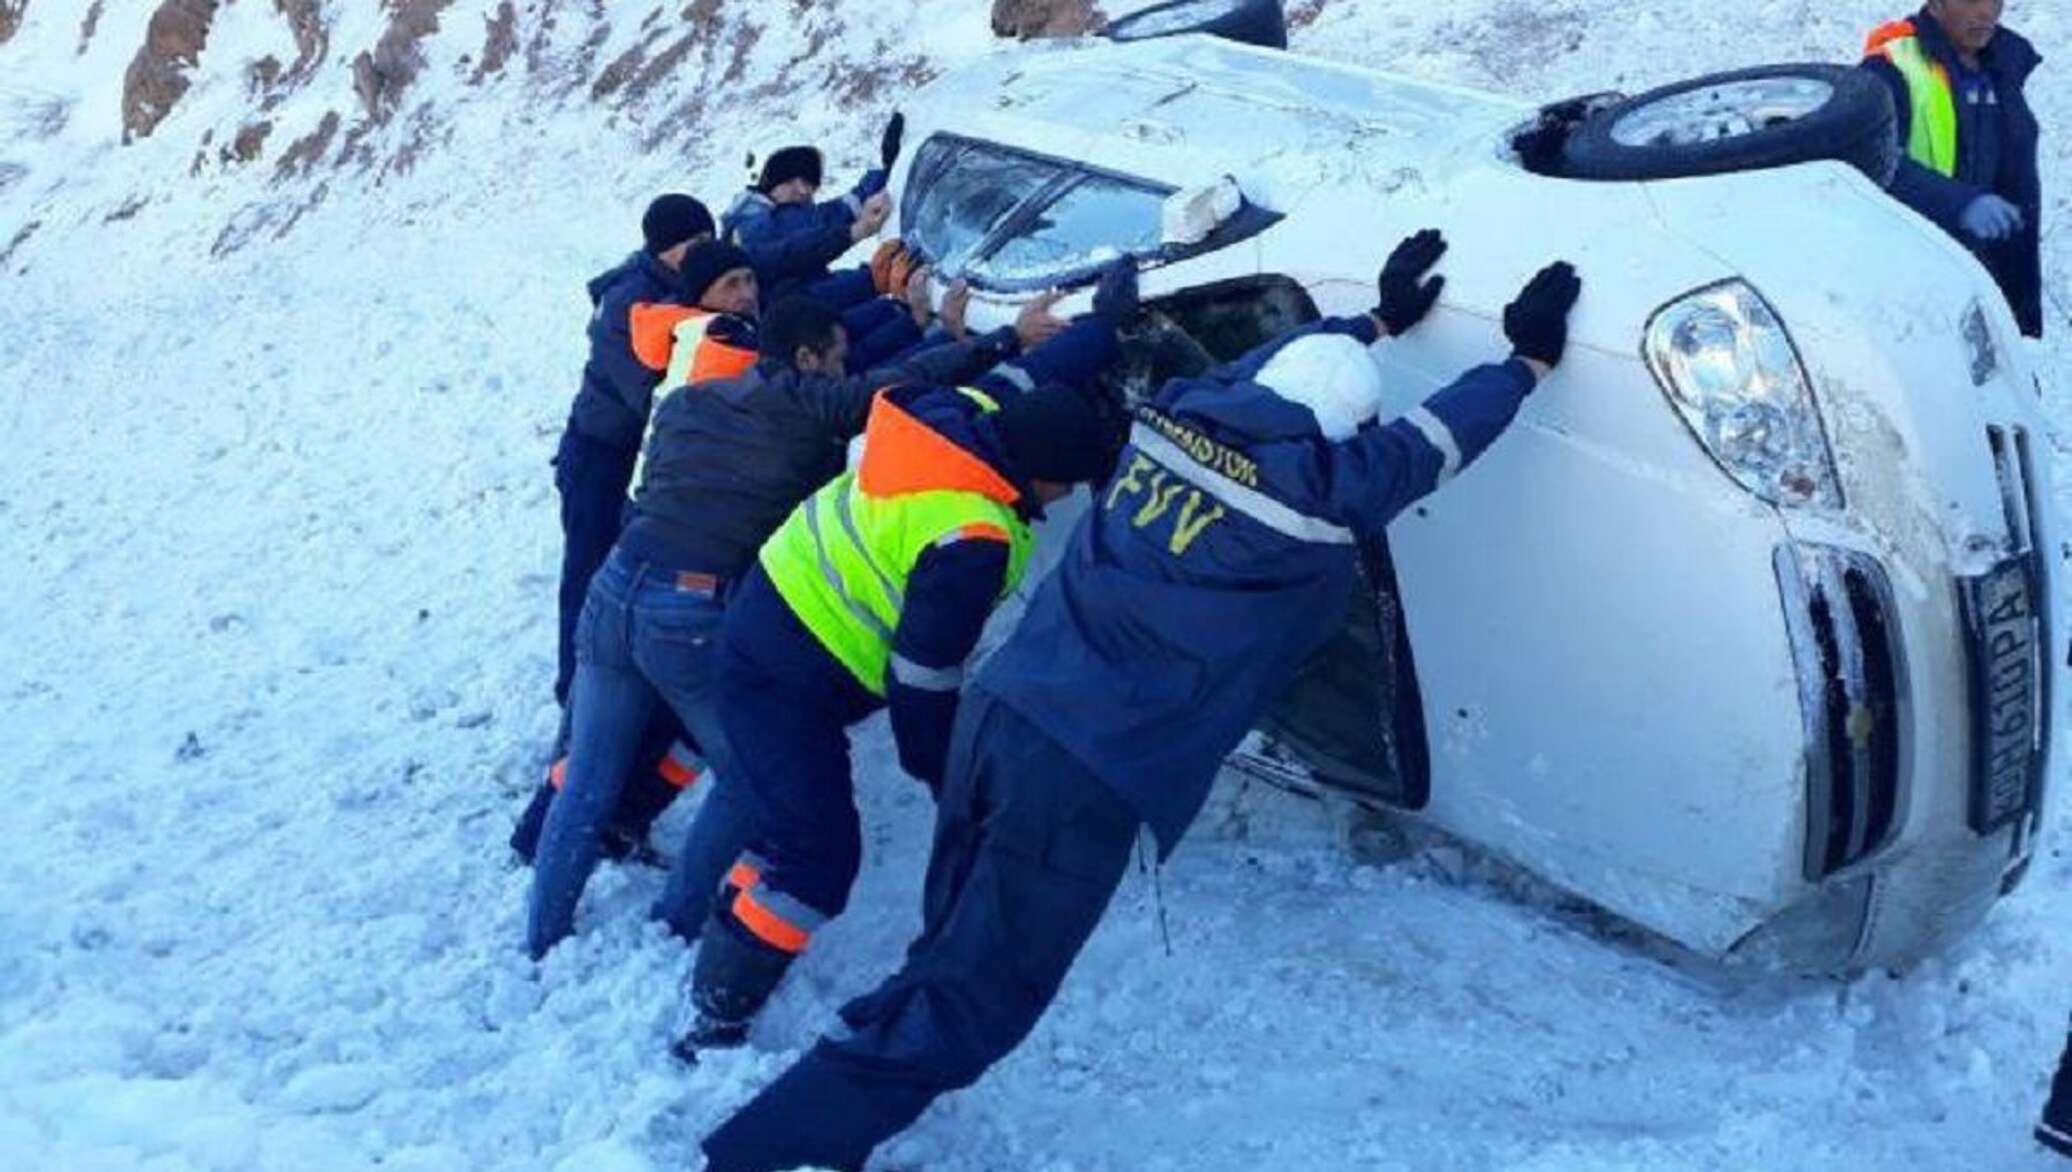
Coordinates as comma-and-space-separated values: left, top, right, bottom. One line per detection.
1558, 64, 1898, 187
1102, 0, 1288, 49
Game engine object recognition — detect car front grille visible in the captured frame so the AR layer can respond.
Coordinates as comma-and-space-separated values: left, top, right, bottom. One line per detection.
1775, 544, 1906, 880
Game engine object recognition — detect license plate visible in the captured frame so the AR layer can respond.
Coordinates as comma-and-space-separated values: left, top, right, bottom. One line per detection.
1967, 559, 2042, 833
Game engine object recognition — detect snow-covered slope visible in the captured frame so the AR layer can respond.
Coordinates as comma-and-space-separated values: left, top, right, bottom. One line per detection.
2, 2, 2068, 1169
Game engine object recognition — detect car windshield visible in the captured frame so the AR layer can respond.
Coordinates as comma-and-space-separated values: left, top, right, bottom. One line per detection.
902, 134, 1177, 290
973, 171, 1169, 284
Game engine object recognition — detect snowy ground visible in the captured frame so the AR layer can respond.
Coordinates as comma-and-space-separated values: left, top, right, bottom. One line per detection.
2, 1, 2070, 1169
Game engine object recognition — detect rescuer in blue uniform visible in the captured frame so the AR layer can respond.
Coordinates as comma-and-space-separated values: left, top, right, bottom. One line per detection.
696, 229, 1586, 1171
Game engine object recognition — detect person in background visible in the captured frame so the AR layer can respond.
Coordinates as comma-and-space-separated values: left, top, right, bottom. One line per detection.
512, 238, 761, 869
695, 232, 1584, 1172
1862, 0, 2044, 337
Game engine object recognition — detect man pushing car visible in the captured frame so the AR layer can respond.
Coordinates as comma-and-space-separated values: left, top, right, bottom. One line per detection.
695, 228, 1585, 1172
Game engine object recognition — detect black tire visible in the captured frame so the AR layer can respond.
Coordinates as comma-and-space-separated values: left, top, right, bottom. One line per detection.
1559, 64, 1898, 187
1103, 0, 1288, 50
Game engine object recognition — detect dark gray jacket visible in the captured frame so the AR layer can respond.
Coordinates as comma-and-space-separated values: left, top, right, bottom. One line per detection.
620, 328, 1024, 578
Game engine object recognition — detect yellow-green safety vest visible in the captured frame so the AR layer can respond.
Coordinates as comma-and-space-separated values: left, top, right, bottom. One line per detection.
1873, 29, 1959, 177
760, 393, 1033, 696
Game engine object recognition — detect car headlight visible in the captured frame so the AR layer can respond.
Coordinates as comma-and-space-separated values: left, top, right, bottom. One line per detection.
1644, 280, 1842, 509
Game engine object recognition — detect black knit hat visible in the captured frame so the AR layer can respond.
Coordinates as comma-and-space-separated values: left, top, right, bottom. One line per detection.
641, 193, 715, 254
679, 241, 755, 306
996, 388, 1118, 485
756, 146, 824, 194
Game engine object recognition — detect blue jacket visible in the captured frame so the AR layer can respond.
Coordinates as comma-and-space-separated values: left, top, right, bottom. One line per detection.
1865, 10, 2044, 336
976, 316, 1537, 854
565, 250, 694, 451
722, 169, 889, 298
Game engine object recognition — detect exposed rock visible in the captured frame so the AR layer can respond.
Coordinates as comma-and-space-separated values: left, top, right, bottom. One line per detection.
227, 120, 274, 163
275, 0, 327, 79
249, 54, 283, 95
78, 0, 102, 54
826, 46, 932, 109
274, 109, 340, 178
990, 0, 1102, 39
2, 219, 41, 270
120, 0, 220, 143
590, 37, 654, 101
352, 0, 454, 122
0, 2, 25, 46
471, 0, 516, 83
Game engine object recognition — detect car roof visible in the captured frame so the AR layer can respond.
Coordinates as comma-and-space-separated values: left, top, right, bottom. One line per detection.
909, 34, 1535, 213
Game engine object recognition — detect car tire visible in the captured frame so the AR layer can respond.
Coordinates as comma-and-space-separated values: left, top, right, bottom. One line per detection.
1102, 0, 1288, 50
1558, 64, 1898, 187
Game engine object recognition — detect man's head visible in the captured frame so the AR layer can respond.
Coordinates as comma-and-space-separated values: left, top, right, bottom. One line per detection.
1927, 0, 2004, 56
680, 242, 759, 317
1254, 334, 1386, 441
757, 146, 824, 205
997, 387, 1120, 504
760, 296, 849, 376
641, 193, 716, 268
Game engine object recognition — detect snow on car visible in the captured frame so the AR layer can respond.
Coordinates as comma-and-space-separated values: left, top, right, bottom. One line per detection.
890, 23, 2059, 973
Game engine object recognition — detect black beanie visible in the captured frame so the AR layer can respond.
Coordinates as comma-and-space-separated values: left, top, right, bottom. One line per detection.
679, 241, 755, 306
642, 193, 715, 254
996, 388, 1118, 485
757, 146, 824, 194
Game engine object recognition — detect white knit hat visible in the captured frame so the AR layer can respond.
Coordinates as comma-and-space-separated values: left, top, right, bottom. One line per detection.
1254, 334, 1386, 441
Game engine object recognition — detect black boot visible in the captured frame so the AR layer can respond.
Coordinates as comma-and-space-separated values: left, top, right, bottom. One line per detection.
508, 780, 557, 864
512, 757, 650, 865
2039, 1024, 2072, 1159
671, 915, 795, 1062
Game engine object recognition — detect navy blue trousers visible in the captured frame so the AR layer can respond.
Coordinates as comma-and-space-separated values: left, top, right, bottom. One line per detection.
714, 568, 881, 929
553, 428, 637, 706
701, 690, 1142, 1172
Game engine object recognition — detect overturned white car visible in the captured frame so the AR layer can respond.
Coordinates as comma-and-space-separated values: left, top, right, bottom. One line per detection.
888, 12, 2058, 972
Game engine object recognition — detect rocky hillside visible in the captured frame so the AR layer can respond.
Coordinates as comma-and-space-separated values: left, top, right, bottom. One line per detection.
0, 0, 1094, 269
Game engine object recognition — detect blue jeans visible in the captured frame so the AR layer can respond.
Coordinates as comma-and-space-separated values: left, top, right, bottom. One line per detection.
527, 549, 754, 959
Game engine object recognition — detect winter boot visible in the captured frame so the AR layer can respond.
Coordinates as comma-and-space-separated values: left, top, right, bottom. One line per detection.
672, 915, 796, 1062
606, 739, 704, 865
508, 776, 558, 864
2039, 1024, 2072, 1158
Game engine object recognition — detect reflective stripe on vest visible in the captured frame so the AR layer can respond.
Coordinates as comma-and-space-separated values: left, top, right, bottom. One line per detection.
761, 473, 1032, 696
1877, 35, 1959, 177
1125, 423, 1355, 545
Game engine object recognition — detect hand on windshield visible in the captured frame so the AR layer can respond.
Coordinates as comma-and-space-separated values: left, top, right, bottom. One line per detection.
904, 265, 936, 328
1014, 290, 1069, 349
941, 279, 973, 340
851, 192, 893, 242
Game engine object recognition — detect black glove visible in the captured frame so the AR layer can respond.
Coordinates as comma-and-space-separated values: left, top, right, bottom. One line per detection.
880, 112, 905, 171
1503, 261, 1582, 369
1091, 259, 1139, 326
1373, 228, 1447, 336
